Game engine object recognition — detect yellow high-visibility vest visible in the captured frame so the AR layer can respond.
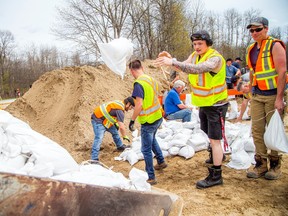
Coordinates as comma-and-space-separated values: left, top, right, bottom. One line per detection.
134, 74, 162, 124
188, 48, 227, 107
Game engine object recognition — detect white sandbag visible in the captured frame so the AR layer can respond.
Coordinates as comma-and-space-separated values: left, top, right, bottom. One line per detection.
225, 122, 240, 145
243, 137, 255, 153
52, 164, 131, 189
168, 146, 180, 155
228, 100, 238, 120
241, 102, 250, 120
0, 127, 7, 152
136, 152, 144, 160
161, 150, 170, 158
168, 133, 189, 148
226, 150, 251, 170
2, 141, 21, 157
157, 127, 173, 139
129, 167, 151, 191
187, 133, 209, 152
163, 121, 183, 132
230, 138, 245, 153
175, 128, 193, 136
264, 110, 288, 153
182, 121, 197, 129
178, 145, 195, 159
98, 37, 133, 79
157, 139, 169, 151
24, 162, 54, 178
0, 154, 27, 169
119, 149, 139, 166
132, 129, 139, 138
163, 134, 173, 142
185, 94, 192, 106
126, 150, 139, 166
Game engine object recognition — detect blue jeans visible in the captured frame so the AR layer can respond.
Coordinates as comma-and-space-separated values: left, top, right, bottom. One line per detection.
91, 119, 123, 160
141, 118, 165, 180
166, 108, 192, 122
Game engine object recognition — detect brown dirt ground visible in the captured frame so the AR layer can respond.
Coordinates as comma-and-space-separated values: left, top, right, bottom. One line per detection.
6, 60, 288, 216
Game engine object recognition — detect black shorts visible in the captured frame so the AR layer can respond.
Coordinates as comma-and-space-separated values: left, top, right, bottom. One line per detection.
199, 104, 228, 140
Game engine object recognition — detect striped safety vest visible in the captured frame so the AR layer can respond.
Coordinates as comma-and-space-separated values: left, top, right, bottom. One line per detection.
93, 100, 124, 128
246, 36, 286, 90
188, 48, 227, 107
134, 74, 162, 124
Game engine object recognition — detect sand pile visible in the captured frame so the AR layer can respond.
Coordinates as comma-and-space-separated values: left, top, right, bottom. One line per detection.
6, 61, 184, 163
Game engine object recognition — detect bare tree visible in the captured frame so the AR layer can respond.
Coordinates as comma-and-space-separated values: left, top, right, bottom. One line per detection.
185, 0, 205, 33
53, 0, 133, 59
0, 30, 15, 96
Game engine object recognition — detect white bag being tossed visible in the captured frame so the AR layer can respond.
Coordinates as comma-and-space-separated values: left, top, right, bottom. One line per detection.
264, 110, 288, 153
98, 37, 133, 79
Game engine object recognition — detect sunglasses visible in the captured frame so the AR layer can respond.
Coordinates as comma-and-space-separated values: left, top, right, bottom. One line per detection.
190, 33, 207, 41
249, 27, 264, 33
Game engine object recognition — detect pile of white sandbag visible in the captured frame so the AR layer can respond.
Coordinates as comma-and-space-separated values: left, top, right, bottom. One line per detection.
117, 109, 255, 170
0, 110, 151, 191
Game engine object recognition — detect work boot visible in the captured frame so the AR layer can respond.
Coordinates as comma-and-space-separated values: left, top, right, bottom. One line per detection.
116, 144, 131, 152
205, 146, 226, 164
246, 154, 268, 178
154, 162, 168, 170
265, 155, 282, 180
196, 167, 223, 189
147, 178, 157, 185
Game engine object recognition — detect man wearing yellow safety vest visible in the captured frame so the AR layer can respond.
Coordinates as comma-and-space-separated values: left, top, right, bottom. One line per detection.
128, 60, 168, 185
155, 30, 228, 189
90, 97, 135, 161
245, 17, 286, 180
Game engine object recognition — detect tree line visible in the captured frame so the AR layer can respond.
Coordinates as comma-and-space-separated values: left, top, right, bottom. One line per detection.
1, 0, 287, 98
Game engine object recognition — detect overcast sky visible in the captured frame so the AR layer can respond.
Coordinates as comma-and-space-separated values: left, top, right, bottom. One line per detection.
0, 0, 287, 52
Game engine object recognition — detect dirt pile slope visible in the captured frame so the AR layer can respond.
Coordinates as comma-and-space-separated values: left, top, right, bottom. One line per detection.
6, 61, 183, 162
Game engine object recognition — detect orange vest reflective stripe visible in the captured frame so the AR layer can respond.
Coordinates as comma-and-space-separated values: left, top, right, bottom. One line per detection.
93, 100, 124, 128
188, 48, 227, 107
246, 36, 286, 90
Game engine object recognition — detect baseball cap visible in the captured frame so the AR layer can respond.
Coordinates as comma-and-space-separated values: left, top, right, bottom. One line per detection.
247, 17, 269, 29
235, 57, 243, 61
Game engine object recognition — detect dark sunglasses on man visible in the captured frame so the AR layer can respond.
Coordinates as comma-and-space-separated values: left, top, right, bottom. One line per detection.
249, 27, 263, 33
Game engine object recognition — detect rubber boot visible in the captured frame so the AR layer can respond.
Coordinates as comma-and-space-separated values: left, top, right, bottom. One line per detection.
205, 145, 226, 164
265, 155, 282, 180
196, 167, 223, 189
247, 154, 268, 178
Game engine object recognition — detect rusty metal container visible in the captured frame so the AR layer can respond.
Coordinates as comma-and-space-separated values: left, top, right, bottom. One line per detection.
0, 172, 183, 216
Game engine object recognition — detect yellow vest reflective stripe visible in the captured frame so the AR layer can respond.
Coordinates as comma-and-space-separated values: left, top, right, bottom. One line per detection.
247, 37, 285, 90
188, 48, 227, 107
135, 74, 162, 124
94, 100, 124, 128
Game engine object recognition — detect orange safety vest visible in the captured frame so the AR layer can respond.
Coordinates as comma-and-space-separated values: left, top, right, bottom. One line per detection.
93, 100, 124, 128
246, 36, 286, 90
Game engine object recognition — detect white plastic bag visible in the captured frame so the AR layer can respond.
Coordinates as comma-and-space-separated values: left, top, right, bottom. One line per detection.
264, 110, 288, 153
98, 37, 133, 79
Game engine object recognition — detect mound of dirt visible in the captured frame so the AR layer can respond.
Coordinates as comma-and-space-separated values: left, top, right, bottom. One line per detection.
5, 61, 288, 216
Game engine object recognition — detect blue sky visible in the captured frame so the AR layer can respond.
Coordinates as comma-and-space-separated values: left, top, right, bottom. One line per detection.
0, 0, 287, 51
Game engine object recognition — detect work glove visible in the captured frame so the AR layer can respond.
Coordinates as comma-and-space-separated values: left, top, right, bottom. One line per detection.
114, 123, 119, 130
123, 135, 130, 143
129, 120, 135, 131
